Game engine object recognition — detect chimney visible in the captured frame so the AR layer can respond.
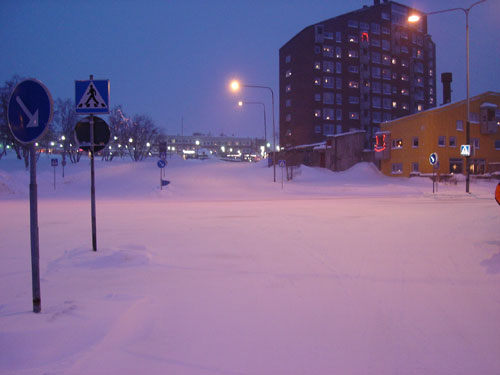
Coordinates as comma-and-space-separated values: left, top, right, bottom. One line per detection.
441, 72, 452, 105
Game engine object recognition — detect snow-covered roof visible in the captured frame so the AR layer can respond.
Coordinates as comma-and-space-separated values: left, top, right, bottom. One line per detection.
480, 102, 498, 108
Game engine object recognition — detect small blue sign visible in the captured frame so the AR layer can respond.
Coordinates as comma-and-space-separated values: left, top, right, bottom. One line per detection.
75, 79, 109, 114
161, 180, 170, 186
279, 159, 286, 167
157, 159, 167, 168
51, 158, 58, 167
429, 152, 438, 166
460, 144, 471, 157
8, 79, 53, 144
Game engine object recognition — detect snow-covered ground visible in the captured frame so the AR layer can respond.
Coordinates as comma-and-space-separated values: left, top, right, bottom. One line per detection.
1, 154, 499, 375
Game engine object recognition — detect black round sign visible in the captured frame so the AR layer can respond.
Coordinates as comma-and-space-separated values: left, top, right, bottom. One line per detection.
75, 115, 110, 152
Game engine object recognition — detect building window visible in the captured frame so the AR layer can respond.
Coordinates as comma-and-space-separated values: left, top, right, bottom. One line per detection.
335, 46, 342, 58
382, 40, 390, 51
324, 32, 334, 40
315, 45, 321, 54
286, 84, 291, 92
372, 67, 381, 79
336, 93, 342, 105
471, 112, 480, 123
401, 88, 409, 95
472, 138, 480, 150
348, 35, 358, 43
401, 74, 409, 81
372, 112, 381, 123
391, 163, 403, 174
438, 136, 446, 147
383, 112, 392, 122
360, 22, 369, 30
285, 99, 291, 107
336, 62, 342, 74
315, 93, 321, 102
449, 136, 456, 147
417, 104, 423, 111
314, 62, 321, 70
361, 32, 369, 42
323, 92, 334, 104
323, 45, 333, 57
348, 65, 359, 73
285, 55, 291, 63
402, 103, 409, 110
348, 81, 359, 89
371, 38, 380, 47
323, 108, 334, 120
285, 114, 291, 122
412, 137, 419, 148
336, 109, 342, 120
494, 140, 500, 150
412, 162, 419, 173
323, 124, 335, 135
382, 54, 391, 65
314, 78, 321, 86
401, 46, 409, 54
349, 112, 359, 120
392, 101, 397, 108
314, 109, 321, 118
382, 83, 391, 95
372, 96, 381, 108
315, 126, 321, 134
372, 81, 381, 93
285, 69, 292, 78
371, 23, 380, 34
336, 78, 342, 89
336, 125, 343, 134
381, 12, 390, 20
348, 20, 358, 28
348, 50, 359, 58
449, 158, 464, 174
371, 52, 381, 64
383, 98, 392, 109
382, 69, 391, 80
392, 138, 403, 149
349, 96, 360, 104
336, 31, 342, 42
323, 77, 334, 88
323, 61, 334, 73
382, 26, 390, 34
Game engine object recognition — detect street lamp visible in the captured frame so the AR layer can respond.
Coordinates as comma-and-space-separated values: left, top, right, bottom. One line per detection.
230, 79, 277, 182
408, 0, 487, 193
237, 100, 268, 152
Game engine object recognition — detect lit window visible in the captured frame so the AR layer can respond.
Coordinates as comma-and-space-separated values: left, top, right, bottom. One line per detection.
391, 163, 403, 174
361, 32, 369, 42
392, 139, 403, 149
285, 70, 292, 78
335, 47, 342, 58
314, 78, 321, 86
323, 61, 334, 72
412, 137, 419, 148
392, 101, 397, 108
349, 112, 359, 120
323, 45, 334, 57
323, 108, 334, 120
314, 62, 321, 70
417, 104, 423, 111
349, 81, 359, 89
348, 50, 359, 58
314, 109, 321, 118
401, 88, 409, 95
348, 35, 358, 43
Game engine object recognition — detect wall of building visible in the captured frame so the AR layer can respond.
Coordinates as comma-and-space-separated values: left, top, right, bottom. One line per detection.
377, 92, 500, 177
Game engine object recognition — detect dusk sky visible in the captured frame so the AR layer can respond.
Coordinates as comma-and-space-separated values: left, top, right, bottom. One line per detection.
1, 0, 499, 141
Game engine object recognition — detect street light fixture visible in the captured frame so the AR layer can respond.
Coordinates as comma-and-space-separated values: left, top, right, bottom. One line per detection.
408, 0, 487, 193
230, 79, 277, 182
237, 100, 268, 152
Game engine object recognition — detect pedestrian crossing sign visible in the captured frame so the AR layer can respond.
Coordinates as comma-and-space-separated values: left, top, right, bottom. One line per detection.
75, 79, 109, 114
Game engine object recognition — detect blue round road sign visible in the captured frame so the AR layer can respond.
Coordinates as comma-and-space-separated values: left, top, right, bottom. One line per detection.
429, 152, 438, 166
7, 79, 53, 144
157, 159, 167, 168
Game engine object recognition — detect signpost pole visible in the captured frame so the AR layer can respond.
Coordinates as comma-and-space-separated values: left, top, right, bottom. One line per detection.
29, 144, 41, 313
53, 163, 56, 190
160, 167, 163, 190
90, 113, 97, 252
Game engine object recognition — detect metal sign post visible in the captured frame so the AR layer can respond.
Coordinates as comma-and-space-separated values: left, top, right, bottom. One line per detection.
51, 158, 58, 190
8, 78, 53, 313
75, 75, 110, 252
429, 152, 439, 194
279, 160, 286, 190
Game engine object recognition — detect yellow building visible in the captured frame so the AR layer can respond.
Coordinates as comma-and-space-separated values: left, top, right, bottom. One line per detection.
375, 91, 500, 177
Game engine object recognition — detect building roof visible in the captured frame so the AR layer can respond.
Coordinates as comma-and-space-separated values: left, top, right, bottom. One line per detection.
382, 91, 500, 126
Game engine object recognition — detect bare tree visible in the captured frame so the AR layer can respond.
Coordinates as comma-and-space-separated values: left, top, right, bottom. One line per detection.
52, 98, 82, 163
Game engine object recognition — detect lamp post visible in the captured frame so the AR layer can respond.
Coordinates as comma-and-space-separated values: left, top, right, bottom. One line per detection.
409, 0, 486, 193
231, 80, 277, 182
238, 100, 267, 153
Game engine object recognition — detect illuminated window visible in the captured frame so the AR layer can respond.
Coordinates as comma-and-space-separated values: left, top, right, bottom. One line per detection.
348, 50, 359, 58
348, 35, 358, 43
361, 32, 369, 42
323, 108, 334, 120
314, 78, 321, 86
391, 163, 403, 174
412, 137, 419, 148
335, 47, 342, 58
314, 109, 321, 118
323, 45, 333, 57
349, 112, 359, 120
323, 61, 334, 72
314, 62, 321, 70
349, 81, 359, 89
285, 70, 292, 78
392, 138, 403, 149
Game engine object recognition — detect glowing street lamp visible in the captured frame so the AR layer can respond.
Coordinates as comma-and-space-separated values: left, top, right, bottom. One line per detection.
408, 0, 486, 193
229, 79, 277, 182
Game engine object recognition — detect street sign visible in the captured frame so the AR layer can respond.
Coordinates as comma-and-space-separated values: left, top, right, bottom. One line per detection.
51, 158, 58, 167
8, 79, 53, 144
75, 79, 109, 114
279, 159, 286, 167
75, 116, 110, 152
460, 144, 471, 157
429, 152, 438, 166
157, 159, 167, 168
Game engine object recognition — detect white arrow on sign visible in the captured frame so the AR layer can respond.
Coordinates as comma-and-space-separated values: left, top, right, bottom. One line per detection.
16, 96, 39, 128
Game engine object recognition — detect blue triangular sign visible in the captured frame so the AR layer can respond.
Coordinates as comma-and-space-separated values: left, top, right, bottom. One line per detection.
161, 180, 170, 186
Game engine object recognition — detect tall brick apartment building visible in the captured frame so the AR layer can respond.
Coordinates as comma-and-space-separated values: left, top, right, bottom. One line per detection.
279, 0, 437, 149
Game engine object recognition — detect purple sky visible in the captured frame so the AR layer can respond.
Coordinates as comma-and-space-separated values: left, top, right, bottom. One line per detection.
1, 0, 499, 141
